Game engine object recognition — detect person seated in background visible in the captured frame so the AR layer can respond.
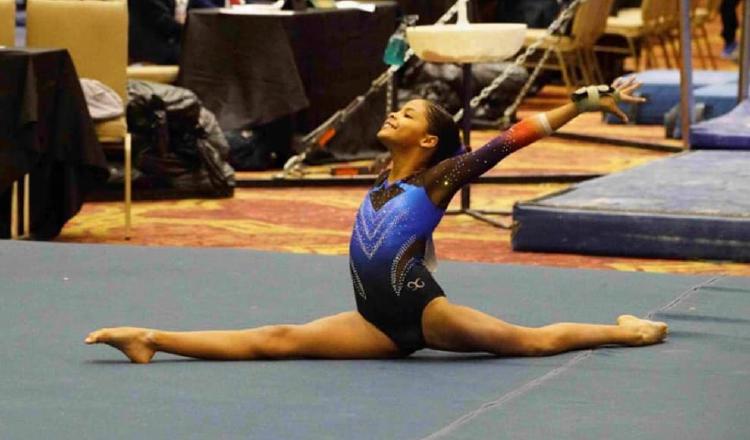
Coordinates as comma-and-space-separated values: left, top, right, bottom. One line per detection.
128, 0, 222, 66
189, 0, 223, 8
128, 0, 183, 65
494, 0, 560, 28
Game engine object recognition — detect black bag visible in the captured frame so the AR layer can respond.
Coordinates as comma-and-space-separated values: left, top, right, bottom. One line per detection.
225, 116, 294, 171
126, 80, 234, 196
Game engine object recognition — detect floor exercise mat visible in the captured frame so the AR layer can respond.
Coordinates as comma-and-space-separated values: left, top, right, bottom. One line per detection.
691, 99, 750, 150
0, 242, 748, 439
512, 151, 750, 262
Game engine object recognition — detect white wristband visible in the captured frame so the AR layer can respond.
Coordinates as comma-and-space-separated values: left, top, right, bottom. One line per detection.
571, 85, 618, 113
535, 113, 553, 136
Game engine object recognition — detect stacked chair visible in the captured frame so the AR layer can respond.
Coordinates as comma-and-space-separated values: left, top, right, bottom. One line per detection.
2, 0, 26, 239
691, 0, 720, 68
601, 0, 687, 70
520, 0, 615, 89
0, 0, 13, 47
26, 0, 133, 238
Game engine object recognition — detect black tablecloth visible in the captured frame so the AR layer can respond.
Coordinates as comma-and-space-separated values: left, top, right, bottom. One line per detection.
0, 48, 109, 240
396, 0, 454, 24
177, 4, 397, 132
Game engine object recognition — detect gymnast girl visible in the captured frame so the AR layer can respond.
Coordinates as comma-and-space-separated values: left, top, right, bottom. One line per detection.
85, 78, 668, 363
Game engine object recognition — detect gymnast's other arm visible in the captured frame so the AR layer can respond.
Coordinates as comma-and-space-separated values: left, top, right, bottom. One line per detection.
423, 77, 646, 208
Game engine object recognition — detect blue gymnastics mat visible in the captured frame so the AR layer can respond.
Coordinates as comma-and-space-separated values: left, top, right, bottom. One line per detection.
694, 81, 741, 119
512, 151, 750, 262
691, 99, 750, 150
605, 69, 737, 125
670, 82, 743, 139
1, 242, 748, 439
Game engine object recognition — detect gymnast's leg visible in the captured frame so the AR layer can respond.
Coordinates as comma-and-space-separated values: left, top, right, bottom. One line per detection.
422, 297, 668, 356
84, 311, 401, 363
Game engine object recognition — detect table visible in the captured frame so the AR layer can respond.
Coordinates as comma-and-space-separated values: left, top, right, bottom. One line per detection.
177, 4, 397, 132
0, 48, 109, 240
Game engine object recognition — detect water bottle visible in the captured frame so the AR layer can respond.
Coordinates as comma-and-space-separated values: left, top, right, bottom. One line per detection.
383, 25, 408, 67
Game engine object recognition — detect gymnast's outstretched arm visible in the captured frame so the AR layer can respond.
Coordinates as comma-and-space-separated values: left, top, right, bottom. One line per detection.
422, 78, 646, 208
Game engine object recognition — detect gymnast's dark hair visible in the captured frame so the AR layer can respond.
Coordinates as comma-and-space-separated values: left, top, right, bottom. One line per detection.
423, 101, 463, 166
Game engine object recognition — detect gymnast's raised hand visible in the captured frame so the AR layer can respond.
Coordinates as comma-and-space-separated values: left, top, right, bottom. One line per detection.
86, 80, 665, 364
571, 76, 647, 123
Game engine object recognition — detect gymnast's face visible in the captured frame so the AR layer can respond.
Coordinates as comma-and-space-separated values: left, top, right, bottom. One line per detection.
377, 99, 438, 154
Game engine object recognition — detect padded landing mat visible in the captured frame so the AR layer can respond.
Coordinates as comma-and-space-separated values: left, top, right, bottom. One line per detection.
1, 242, 749, 439
513, 151, 750, 262
691, 99, 750, 150
605, 69, 737, 125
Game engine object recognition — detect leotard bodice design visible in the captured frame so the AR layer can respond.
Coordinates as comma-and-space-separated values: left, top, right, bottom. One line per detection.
349, 118, 546, 313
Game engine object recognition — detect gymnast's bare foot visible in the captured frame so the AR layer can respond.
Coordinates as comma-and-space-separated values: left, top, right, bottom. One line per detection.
617, 315, 668, 346
85, 327, 156, 364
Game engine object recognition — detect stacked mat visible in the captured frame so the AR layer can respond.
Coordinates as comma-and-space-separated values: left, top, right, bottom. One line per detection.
512, 151, 750, 262
690, 99, 750, 150
605, 70, 739, 134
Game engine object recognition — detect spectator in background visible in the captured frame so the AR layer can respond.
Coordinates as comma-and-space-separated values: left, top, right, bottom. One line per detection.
128, 0, 221, 66
128, 0, 183, 65
494, 0, 561, 28
720, 0, 741, 60
189, 0, 223, 8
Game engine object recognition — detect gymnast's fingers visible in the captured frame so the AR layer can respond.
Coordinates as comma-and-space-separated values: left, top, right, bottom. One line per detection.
612, 75, 635, 90
622, 80, 642, 93
606, 102, 629, 123
619, 93, 647, 104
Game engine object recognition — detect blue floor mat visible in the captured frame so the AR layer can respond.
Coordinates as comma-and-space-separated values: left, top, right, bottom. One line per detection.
1, 242, 748, 439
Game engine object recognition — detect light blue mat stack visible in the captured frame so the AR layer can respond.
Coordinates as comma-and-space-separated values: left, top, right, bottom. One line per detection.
690, 99, 750, 150
604, 70, 739, 137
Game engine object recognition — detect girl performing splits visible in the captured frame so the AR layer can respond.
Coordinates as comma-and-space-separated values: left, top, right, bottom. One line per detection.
85, 79, 668, 363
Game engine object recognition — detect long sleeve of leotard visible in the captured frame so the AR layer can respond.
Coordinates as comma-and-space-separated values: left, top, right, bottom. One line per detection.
422, 117, 548, 209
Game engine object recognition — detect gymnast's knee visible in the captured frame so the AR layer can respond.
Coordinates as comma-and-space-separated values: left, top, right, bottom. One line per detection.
507, 328, 560, 357
255, 325, 302, 359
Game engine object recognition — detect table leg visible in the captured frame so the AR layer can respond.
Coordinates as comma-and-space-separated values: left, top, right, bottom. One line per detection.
10, 181, 18, 239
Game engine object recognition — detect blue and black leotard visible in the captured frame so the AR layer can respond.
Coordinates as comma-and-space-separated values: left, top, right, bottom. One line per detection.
349, 118, 547, 354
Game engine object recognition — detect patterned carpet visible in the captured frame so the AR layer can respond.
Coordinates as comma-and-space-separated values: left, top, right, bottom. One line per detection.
58, 112, 749, 276
55, 19, 750, 277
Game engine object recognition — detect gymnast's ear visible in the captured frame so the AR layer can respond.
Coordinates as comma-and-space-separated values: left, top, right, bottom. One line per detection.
420, 134, 439, 150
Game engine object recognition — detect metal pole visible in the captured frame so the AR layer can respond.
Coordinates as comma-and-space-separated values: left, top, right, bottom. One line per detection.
678, 0, 695, 149
460, 63, 472, 211
739, 0, 750, 101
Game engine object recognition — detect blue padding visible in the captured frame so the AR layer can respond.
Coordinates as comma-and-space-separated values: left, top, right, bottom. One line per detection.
670, 82, 743, 139
690, 99, 750, 150
605, 69, 737, 125
512, 151, 750, 261
695, 82, 742, 118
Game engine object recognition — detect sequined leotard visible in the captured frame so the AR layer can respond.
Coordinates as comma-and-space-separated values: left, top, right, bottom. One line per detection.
349, 118, 546, 354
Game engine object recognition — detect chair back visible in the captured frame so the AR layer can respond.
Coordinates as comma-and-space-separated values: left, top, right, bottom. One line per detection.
641, 0, 659, 30
659, 0, 679, 31
0, 0, 15, 47
570, 0, 615, 47
26, 0, 128, 103
692, 0, 721, 21
642, 0, 677, 33
705, 0, 722, 20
